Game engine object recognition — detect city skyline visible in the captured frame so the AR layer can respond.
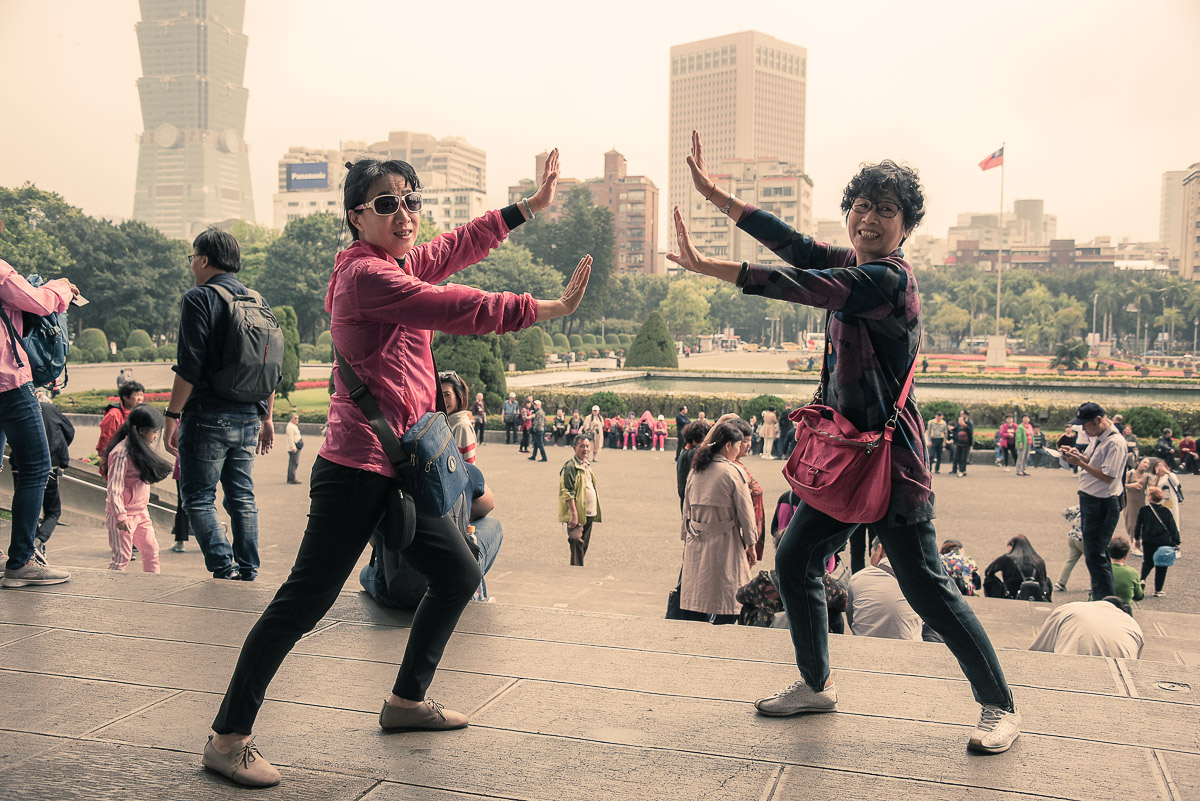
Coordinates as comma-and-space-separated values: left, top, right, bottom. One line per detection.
2, 0, 1197, 249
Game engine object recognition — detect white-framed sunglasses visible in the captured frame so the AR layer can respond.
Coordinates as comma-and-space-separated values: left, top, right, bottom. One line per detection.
353, 192, 423, 215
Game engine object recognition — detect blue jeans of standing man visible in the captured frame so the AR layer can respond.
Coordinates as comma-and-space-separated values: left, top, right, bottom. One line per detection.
1, 384, 51, 570
774, 501, 1014, 711
179, 410, 262, 580
1078, 492, 1120, 600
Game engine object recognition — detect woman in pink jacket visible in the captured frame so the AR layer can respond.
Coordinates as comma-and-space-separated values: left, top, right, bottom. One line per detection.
203, 152, 591, 787
0, 218, 79, 589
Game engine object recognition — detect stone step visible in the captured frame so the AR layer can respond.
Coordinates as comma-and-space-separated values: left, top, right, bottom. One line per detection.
1, 568, 1197, 800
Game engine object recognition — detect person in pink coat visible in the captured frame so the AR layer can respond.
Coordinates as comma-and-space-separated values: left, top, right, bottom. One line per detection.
105, 406, 173, 572
653, 414, 670, 451
202, 152, 592, 788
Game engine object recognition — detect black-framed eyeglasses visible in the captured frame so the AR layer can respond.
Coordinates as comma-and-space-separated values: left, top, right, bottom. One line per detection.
851, 197, 901, 218
353, 192, 423, 215
186, 253, 200, 269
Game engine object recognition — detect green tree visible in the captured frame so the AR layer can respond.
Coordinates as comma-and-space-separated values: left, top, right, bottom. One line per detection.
107, 316, 132, 349
78, 328, 108, 360
1049, 339, 1088, 370
274, 305, 301, 397
514, 326, 546, 371
626, 311, 678, 368
661, 277, 713, 338
432, 333, 507, 412
416, 216, 441, 246
928, 304, 970, 346
552, 332, 570, 352
229, 220, 279, 289
256, 212, 343, 341
516, 186, 614, 334
447, 242, 563, 300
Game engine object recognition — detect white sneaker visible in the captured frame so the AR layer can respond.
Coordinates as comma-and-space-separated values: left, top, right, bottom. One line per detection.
754, 679, 837, 716
967, 705, 1021, 754
1154, 590, 1166, 597
170, 542, 187, 553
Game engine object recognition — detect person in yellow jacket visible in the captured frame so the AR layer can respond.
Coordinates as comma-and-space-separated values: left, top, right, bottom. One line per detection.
559, 436, 601, 566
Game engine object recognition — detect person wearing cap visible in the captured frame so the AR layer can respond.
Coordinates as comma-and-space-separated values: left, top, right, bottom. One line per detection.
581, 406, 605, 461
653, 414, 669, 451
1060, 402, 1129, 600
501, 392, 519, 445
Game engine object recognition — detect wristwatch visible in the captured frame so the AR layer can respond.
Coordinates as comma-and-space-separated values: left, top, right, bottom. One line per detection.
163, 410, 181, 420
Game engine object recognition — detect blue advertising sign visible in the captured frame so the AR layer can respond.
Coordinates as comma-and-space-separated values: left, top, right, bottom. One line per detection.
286, 162, 328, 190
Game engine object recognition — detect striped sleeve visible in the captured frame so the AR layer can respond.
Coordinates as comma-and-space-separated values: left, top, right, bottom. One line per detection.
107, 445, 129, 521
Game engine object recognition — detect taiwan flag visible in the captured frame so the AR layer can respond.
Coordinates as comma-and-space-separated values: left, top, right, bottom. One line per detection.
979, 147, 1004, 171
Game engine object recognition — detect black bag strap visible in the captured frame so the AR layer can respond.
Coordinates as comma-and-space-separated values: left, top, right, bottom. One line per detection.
0, 306, 24, 369
333, 337, 448, 473
335, 347, 410, 472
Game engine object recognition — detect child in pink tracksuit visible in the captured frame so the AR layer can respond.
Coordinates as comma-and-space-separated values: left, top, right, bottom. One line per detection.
106, 406, 174, 573
653, 415, 669, 451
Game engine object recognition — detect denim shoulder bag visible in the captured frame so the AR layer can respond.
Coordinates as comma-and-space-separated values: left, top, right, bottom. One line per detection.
334, 348, 470, 549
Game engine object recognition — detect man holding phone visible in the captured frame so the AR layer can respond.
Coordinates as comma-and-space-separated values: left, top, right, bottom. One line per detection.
1060, 402, 1128, 600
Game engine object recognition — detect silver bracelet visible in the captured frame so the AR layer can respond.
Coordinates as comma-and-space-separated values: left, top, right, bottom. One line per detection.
521, 197, 535, 220
719, 195, 735, 215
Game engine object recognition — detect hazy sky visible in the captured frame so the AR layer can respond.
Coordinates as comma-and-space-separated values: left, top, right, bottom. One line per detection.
2, 0, 1197, 248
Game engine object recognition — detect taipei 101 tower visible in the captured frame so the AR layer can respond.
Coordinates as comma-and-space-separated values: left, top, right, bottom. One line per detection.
132, 0, 256, 239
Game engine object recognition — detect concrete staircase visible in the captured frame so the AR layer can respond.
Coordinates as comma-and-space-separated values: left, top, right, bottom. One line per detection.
1, 568, 1197, 800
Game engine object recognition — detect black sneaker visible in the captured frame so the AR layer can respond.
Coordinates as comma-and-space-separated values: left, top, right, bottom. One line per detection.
215, 569, 241, 581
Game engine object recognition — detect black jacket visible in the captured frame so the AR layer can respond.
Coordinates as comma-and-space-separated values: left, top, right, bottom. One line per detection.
40, 400, 74, 468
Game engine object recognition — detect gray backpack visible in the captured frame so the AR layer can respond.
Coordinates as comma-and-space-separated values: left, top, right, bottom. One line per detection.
207, 284, 284, 403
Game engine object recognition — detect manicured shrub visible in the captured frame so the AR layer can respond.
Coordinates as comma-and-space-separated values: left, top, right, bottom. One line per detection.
515, 326, 546, 371
625, 311, 678, 368
126, 329, 153, 349
79, 328, 108, 355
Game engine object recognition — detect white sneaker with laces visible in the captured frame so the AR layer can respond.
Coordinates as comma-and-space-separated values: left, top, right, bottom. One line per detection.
754, 679, 837, 716
967, 705, 1021, 754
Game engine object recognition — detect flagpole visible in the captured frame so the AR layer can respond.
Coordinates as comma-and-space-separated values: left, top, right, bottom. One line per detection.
994, 141, 1005, 337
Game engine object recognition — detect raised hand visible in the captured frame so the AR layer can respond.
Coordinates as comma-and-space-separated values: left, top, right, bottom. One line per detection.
665, 206, 706, 275
559, 254, 592, 315
687, 130, 714, 196
528, 148, 560, 213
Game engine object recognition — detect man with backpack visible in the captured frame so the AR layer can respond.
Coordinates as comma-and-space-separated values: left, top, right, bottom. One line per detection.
164, 228, 282, 582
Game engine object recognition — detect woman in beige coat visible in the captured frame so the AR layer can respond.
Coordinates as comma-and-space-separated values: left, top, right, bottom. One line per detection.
680, 419, 758, 624
759, 407, 779, 459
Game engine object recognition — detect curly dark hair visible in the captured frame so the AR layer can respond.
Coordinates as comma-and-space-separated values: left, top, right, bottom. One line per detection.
343, 158, 421, 242
840, 160, 926, 231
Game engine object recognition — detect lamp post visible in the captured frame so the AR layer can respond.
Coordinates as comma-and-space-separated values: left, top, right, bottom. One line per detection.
1092, 291, 1098, 339
1193, 317, 1198, 355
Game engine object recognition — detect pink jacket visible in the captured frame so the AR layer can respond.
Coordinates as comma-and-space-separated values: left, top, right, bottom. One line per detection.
319, 211, 538, 477
106, 440, 149, 521
0, 259, 73, 392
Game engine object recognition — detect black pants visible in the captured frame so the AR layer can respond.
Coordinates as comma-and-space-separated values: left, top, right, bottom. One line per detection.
36, 467, 62, 543
474, 419, 486, 444
529, 431, 546, 461
677, 608, 738, 625
568, 516, 594, 566
1002, 443, 1017, 467
1140, 549, 1170, 592
520, 428, 530, 451
1079, 492, 1120, 601
212, 456, 480, 735
172, 479, 190, 543
504, 420, 518, 444
953, 444, 971, 474
928, 438, 943, 472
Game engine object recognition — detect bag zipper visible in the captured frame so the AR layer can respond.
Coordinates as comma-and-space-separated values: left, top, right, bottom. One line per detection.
425, 431, 454, 472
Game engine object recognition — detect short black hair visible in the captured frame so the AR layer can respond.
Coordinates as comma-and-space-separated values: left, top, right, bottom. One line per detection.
343, 158, 421, 242
840, 160, 926, 231
1101, 595, 1133, 617
682, 419, 711, 446
1108, 537, 1131, 561
192, 227, 242, 273
118, 380, 145, 401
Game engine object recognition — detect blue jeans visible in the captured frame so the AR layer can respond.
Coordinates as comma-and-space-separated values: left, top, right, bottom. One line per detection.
1078, 492, 1120, 600
179, 410, 261, 579
1, 384, 51, 570
775, 501, 1014, 711
359, 515, 503, 608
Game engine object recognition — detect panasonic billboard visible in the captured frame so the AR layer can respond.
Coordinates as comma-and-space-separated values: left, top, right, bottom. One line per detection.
286, 162, 329, 191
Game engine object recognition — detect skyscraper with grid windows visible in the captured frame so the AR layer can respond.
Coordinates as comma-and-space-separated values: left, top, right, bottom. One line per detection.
133, 0, 255, 240
668, 32, 808, 261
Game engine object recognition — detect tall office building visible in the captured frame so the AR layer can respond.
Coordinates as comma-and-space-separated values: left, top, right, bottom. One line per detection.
1181, 164, 1200, 281
133, 0, 256, 240
668, 31, 807, 247
274, 133, 487, 232
1160, 170, 1188, 266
